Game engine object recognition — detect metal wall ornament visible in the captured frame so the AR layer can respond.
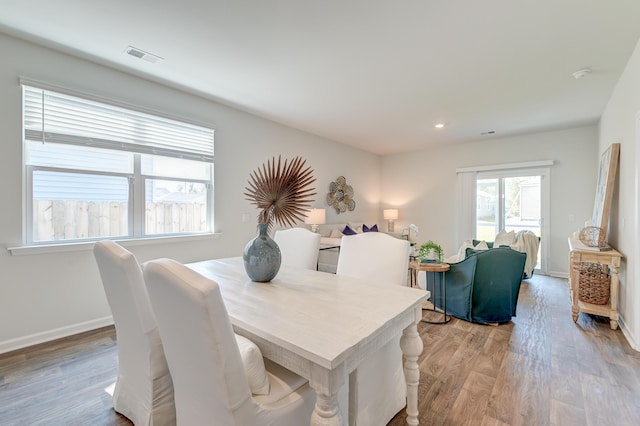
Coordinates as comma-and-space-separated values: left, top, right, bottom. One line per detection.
326, 176, 356, 214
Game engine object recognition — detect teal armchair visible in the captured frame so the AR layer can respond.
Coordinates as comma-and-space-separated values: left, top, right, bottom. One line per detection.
432, 247, 527, 324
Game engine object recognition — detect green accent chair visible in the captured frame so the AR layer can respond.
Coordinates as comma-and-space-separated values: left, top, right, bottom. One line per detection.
431, 247, 527, 324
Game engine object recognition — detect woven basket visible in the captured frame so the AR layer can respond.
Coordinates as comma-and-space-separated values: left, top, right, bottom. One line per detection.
578, 262, 610, 305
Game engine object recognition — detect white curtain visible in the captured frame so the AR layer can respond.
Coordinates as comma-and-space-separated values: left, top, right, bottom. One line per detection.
456, 171, 477, 246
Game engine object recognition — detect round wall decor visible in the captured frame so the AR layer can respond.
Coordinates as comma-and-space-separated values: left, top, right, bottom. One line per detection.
326, 176, 355, 214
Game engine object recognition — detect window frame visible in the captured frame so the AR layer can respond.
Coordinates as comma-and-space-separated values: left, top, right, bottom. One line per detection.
26, 164, 135, 243
139, 165, 214, 239
21, 80, 215, 246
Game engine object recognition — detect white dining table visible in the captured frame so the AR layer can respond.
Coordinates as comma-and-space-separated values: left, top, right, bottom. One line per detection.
186, 257, 429, 426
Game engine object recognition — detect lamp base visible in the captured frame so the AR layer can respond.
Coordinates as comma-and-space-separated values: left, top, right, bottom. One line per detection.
387, 220, 394, 233
311, 224, 320, 233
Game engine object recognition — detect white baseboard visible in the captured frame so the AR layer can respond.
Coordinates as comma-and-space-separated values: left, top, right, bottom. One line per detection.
618, 316, 640, 352
0, 316, 114, 355
546, 270, 569, 279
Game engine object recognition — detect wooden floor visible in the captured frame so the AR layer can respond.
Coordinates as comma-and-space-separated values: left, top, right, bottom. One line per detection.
1, 274, 639, 425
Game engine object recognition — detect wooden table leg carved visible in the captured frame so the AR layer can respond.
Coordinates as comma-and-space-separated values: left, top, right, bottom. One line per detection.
400, 307, 424, 426
308, 364, 345, 426
310, 392, 343, 426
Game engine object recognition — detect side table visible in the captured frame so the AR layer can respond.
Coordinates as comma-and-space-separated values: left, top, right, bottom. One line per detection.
409, 261, 451, 324
568, 237, 622, 329
408, 255, 420, 286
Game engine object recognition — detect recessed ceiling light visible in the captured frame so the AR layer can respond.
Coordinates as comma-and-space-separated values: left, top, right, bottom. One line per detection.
124, 45, 164, 64
434, 123, 445, 129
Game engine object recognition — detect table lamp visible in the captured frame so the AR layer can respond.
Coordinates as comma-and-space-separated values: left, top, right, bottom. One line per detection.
383, 209, 398, 232
305, 209, 326, 233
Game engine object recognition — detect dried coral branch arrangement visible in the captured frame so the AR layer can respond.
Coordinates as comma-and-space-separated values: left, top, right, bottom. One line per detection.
244, 156, 317, 227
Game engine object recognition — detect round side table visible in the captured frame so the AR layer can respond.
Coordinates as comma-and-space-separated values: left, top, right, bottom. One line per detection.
409, 261, 451, 324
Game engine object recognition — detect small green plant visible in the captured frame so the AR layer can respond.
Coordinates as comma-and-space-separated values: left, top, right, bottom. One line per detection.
419, 240, 443, 263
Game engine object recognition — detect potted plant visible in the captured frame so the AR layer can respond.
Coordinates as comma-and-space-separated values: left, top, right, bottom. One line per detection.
418, 240, 443, 263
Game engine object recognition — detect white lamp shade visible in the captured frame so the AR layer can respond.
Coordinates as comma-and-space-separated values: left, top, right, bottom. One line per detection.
383, 209, 399, 220
304, 209, 326, 225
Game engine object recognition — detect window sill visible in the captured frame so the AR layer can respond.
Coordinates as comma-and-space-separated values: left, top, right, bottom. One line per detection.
7, 233, 222, 256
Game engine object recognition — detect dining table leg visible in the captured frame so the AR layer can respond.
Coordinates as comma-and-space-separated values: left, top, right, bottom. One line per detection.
400, 309, 423, 426
310, 391, 343, 426
309, 364, 345, 426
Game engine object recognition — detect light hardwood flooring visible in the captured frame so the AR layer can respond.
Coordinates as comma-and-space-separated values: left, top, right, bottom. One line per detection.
1, 274, 639, 425
390, 273, 640, 426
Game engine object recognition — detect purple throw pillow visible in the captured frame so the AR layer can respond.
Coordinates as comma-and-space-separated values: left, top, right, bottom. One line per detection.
363, 224, 379, 232
343, 225, 357, 235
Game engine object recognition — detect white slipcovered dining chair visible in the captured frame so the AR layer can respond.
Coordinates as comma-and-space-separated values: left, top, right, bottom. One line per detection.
336, 232, 411, 426
93, 240, 175, 425
143, 258, 316, 425
274, 227, 322, 270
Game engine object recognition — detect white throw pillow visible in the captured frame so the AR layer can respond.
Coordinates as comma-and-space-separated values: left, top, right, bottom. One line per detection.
329, 228, 343, 239
444, 254, 460, 263
495, 229, 516, 247
449, 239, 475, 262
348, 222, 364, 233
319, 227, 331, 237
474, 240, 489, 250
235, 334, 270, 395
461, 239, 475, 257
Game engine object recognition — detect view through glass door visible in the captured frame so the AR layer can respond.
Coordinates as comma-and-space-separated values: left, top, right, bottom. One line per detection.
476, 172, 544, 270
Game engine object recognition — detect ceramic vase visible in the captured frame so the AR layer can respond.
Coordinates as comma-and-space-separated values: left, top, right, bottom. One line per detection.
243, 223, 281, 282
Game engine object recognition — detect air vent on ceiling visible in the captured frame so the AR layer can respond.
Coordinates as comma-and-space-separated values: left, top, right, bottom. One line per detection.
481, 130, 496, 136
124, 46, 164, 64
572, 67, 591, 79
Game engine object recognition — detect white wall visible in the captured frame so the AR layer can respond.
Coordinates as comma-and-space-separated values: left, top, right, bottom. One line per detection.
3, 27, 636, 353
599, 38, 640, 350
0, 33, 381, 352
380, 126, 598, 277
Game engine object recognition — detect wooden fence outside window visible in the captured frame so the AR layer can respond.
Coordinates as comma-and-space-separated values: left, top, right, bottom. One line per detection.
33, 200, 207, 241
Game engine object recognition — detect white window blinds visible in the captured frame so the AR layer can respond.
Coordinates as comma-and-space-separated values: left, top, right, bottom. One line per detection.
22, 83, 214, 162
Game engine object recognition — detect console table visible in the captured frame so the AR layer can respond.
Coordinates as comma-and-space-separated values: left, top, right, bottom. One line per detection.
568, 237, 623, 329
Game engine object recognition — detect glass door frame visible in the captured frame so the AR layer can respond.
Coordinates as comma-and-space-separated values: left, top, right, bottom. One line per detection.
476, 167, 550, 275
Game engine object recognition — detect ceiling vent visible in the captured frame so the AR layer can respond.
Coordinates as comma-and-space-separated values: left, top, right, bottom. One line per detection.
572, 67, 591, 79
124, 46, 163, 64
481, 130, 496, 136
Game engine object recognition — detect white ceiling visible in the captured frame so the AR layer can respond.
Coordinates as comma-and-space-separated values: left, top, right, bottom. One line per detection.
1, 1, 640, 155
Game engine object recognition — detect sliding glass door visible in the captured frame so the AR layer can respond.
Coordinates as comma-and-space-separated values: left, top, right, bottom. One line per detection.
476, 169, 547, 272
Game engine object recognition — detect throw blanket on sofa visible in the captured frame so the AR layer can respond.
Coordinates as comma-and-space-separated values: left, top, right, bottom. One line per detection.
512, 230, 539, 278
446, 229, 539, 278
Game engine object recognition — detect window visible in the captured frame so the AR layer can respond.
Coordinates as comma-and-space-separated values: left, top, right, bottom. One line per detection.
22, 82, 214, 244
